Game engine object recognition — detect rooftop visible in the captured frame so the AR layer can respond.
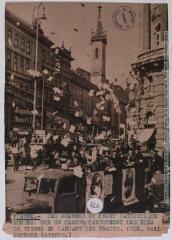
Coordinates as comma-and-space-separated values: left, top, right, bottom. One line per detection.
5, 8, 53, 47
26, 165, 74, 179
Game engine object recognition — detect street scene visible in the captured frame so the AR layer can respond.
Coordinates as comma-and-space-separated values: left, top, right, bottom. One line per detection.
5, 2, 169, 220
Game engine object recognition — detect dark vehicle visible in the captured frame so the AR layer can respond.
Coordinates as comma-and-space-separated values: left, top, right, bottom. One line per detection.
6, 163, 145, 222
6, 166, 86, 221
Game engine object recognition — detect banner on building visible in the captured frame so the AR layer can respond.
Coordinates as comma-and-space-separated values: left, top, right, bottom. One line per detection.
122, 168, 138, 206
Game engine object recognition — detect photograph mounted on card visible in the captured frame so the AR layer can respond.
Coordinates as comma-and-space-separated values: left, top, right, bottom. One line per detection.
3, 1, 170, 238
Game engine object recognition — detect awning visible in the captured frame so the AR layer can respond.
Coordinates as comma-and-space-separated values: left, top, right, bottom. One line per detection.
138, 128, 155, 143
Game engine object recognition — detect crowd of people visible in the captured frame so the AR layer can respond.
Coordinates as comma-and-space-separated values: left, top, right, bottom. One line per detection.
5, 132, 164, 177
5, 131, 168, 213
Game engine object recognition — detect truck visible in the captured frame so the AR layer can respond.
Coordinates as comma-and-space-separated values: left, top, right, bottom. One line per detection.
6, 163, 145, 222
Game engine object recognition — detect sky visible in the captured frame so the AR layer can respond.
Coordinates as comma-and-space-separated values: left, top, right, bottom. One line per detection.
6, 2, 141, 88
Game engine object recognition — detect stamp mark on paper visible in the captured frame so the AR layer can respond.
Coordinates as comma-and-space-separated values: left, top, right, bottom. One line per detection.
112, 6, 136, 30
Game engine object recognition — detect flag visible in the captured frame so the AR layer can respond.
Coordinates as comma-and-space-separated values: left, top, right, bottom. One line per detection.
12, 101, 15, 108
93, 109, 97, 116
10, 73, 14, 81
102, 116, 110, 122
47, 76, 53, 81
100, 96, 105, 101
105, 94, 110, 101
43, 69, 49, 75
46, 133, 51, 139
96, 90, 105, 96
85, 152, 91, 161
53, 135, 59, 141
53, 87, 63, 95
50, 44, 57, 49
69, 125, 75, 133
52, 111, 58, 115
27, 69, 41, 77
79, 135, 84, 142
73, 100, 78, 107
61, 137, 69, 147
75, 111, 81, 118
107, 129, 112, 136
98, 106, 104, 111
55, 48, 59, 54
86, 117, 92, 125
102, 83, 110, 90
54, 96, 61, 101
96, 101, 105, 109
95, 131, 106, 140
111, 93, 119, 105
120, 123, 125, 129
116, 106, 121, 113
91, 147, 97, 162
31, 110, 38, 115
100, 99, 106, 105
89, 89, 95, 97
8, 38, 12, 47
79, 136, 84, 142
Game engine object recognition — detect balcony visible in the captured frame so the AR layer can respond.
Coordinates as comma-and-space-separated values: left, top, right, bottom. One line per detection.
91, 31, 107, 43
137, 48, 164, 63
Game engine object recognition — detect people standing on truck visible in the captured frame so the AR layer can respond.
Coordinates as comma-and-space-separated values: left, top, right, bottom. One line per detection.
124, 149, 135, 165
111, 149, 123, 169
78, 147, 87, 165
101, 150, 110, 170
134, 146, 143, 163
54, 151, 61, 168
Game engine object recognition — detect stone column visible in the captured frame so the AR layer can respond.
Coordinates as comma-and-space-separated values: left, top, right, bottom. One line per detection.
142, 4, 151, 51
154, 73, 165, 150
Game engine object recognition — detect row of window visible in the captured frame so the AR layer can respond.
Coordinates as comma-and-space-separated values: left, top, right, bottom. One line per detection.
7, 28, 54, 68
6, 50, 30, 75
7, 28, 31, 54
41, 49, 54, 67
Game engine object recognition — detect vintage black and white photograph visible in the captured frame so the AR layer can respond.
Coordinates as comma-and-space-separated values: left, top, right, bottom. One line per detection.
4, 1, 169, 226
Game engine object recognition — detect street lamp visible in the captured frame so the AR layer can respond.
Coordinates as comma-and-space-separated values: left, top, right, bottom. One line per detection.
32, 3, 47, 130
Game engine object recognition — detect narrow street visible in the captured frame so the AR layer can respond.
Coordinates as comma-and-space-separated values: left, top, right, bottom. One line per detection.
6, 167, 26, 206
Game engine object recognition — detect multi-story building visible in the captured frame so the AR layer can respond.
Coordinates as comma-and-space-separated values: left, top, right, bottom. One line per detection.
5, 5, 128, 142
5, 8, 55, 142
130, 4, 168, 150
89, 4, 128, 137
44, 44, 99, 135
44, 4, 128, 137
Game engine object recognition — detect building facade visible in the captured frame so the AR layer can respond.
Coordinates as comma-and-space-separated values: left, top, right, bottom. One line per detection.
5, 9, 54, 142
5, 6, 128, 142
44, 44, 100, 135
130, 4, 168, 150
